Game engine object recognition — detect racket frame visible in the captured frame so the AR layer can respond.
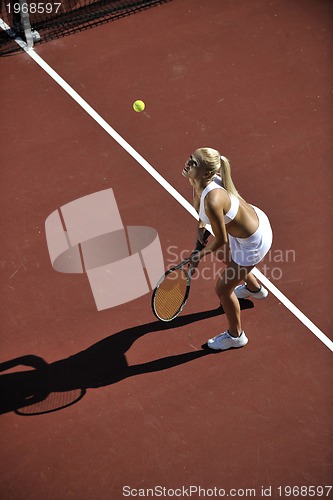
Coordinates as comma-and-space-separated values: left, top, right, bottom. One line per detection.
151, 258, 192, 321
151, 229, 211, 321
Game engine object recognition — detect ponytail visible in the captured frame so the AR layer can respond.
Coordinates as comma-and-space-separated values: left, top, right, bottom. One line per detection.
193, 148, 242, 198
220, 156, 240, 198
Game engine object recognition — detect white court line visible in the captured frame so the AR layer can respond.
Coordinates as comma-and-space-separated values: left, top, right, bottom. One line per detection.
1, 22, 332, 352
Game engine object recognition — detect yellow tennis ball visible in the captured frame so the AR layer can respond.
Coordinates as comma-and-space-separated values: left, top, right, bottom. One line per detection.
133, 100, 145, 112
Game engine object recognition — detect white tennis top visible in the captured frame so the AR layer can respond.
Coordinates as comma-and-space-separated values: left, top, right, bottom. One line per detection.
199, 176, 240, 225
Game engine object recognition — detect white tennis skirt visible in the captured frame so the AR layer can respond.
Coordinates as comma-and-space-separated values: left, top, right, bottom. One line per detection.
229, 206, 273, 267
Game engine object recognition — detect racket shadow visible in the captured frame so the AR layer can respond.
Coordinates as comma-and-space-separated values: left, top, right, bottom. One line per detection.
0, 299, 253, 416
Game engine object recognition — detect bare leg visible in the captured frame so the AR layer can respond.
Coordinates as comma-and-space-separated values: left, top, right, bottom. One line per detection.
215, 261, 254, 337
244, 271, 261, 293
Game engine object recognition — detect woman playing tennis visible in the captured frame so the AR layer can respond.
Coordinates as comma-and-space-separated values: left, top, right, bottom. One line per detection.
182, 148, 273, 350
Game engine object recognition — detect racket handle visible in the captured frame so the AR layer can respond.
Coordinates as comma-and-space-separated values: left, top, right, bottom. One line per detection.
194, 228, 210, 251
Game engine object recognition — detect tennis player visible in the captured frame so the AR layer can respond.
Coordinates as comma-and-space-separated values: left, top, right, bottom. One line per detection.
182, 148, 273, 350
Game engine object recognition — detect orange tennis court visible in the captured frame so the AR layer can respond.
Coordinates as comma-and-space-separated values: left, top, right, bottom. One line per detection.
1, 1, 332, 499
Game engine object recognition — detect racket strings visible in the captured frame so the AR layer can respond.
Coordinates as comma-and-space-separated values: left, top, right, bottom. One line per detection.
153, 268, 189, 320
16, 389, 85, 415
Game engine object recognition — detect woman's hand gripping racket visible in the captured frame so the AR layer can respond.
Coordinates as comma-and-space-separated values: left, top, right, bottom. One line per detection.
152, 229, 210, 322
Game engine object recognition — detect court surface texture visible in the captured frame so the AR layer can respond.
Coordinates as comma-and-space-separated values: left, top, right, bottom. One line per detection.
1, 1, 332, 499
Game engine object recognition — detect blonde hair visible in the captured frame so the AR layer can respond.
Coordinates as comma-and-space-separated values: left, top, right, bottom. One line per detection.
194, 147, 240, 197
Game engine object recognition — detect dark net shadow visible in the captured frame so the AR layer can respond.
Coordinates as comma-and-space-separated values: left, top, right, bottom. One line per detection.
0, 0, 172, 55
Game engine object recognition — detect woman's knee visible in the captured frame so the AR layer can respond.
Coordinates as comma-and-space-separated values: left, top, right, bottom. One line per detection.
215, 281, 233, 299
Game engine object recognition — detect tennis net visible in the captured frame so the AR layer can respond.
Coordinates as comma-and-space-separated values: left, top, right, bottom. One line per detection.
0, 0, 170, 53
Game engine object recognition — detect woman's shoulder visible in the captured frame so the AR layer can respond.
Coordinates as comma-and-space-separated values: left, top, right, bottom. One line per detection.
205, 185, 229, 208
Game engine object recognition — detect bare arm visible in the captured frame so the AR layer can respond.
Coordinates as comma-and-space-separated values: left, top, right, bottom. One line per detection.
191, 190, 228, 265
193, 189, 207, 247
193, 189, 200, 212
193, 190, 205, 226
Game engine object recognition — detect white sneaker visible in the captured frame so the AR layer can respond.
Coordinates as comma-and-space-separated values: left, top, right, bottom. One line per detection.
207, 331, 248, 350
234, 284, 268, 300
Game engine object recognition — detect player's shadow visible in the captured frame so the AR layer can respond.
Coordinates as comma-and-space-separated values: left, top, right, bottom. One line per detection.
0, 300, 253, 415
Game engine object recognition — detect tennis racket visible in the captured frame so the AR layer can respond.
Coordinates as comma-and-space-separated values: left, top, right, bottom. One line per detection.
152, 229, 210, 321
